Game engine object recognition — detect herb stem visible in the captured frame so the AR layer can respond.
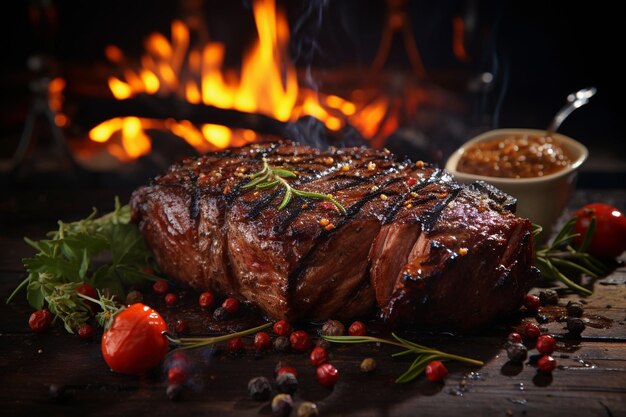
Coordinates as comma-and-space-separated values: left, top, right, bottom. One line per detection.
163, 322, 272, 350
5, 275, 30, 304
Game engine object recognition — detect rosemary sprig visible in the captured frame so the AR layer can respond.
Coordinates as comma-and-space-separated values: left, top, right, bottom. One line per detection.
163, 322, 272, 350
534, 218, 609, 295
243, 158, 346, 213
323, 333, 483, 383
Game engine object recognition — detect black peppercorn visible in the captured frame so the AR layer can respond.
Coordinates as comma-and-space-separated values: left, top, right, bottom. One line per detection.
248, 376, 272, 401
166, 384, 183, 401
566, 301, 584, 317
276, 373, 298, 394
274, 336, 290, 352
321, 319, 345, 336
567, 317, 586, 336
271, 393, 293, 417
506, 343, 528, 363
213, 306, 229, 321
539, 289, 559, 305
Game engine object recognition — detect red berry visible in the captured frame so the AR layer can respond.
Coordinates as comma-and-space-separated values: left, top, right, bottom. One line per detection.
316, 363, 339, 387
222, 297, 240, 314
310, 346, 328, 366
348, 321, 366, 336
289, 330, 312, 352
254, 332, 272, 351
277, 366, 299, 377
524, 322, 541, 339
407, 178, 417, 186
29, 310, 52, 333
537, 355, 557, 373
507, 332, 522, 343
78, 324, 94, 340
524, 294, 541, 313
319, 201, 337, 211
165, 293, 178, 307
425, 360, 448, 382
75, 283, 99, 313
227, 337, 244, 352
168, 367, 187, 384
273, 320, 292, 337
175, 319, 189, 334
536, 335, 556, 355
198, 291, 215, 309
153, 279, 169, 295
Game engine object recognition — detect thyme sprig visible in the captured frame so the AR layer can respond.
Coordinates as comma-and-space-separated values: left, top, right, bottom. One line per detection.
534, 218, 609, 295
323, 333, 483, 383
243, 158, 346, 213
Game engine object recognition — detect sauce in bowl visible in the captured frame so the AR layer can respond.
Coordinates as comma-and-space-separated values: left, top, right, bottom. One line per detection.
456, 133, 573, 179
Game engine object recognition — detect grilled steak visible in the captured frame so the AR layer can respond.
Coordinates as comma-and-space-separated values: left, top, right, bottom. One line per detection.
131, 141, 536, 331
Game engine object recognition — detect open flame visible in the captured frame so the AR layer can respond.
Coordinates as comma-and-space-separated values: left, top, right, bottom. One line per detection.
89, 0, 389, 161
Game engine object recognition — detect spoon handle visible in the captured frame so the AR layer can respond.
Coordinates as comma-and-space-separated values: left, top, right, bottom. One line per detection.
547, 87, 597, 136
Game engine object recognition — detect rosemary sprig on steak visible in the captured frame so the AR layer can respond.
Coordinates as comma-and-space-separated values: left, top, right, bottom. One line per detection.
242, 157, 346, 213
534, 218, 609, 295
323, 333, 483, 383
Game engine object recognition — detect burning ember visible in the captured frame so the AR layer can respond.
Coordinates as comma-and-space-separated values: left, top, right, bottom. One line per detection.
89, 0, 386, 162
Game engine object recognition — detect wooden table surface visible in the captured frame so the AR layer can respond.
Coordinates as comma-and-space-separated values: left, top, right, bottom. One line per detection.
1, 188, 625, 417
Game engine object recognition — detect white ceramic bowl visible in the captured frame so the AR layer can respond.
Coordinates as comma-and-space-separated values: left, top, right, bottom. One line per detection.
445, 128, 588, 235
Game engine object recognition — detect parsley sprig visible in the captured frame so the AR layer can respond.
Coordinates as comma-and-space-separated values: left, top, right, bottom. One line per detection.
323, 333, 483, 383
534, 218, 609, 295
243, 158, 346, 213
6, 198, 156, 333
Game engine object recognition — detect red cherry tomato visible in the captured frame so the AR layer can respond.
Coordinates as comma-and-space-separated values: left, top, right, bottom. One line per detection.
573, 203, 626, 258
101, 303, 169, 375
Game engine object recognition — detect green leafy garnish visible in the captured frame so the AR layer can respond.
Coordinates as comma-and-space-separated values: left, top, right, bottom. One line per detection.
534, 218, 609, 295
323, 333, 483, 383
6, 198, 156, 333
243, 158, 346, 213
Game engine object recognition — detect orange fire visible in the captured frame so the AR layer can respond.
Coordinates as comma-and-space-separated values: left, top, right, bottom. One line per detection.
90, 0, 389, 161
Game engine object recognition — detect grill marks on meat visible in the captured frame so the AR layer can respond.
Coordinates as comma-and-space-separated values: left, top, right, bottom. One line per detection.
131, 141, 535, 330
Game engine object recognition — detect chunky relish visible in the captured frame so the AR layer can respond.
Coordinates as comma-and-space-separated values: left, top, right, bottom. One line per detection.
457, 134, 573, 178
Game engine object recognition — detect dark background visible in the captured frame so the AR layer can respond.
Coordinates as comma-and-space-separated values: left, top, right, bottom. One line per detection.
0, 0, 623, 186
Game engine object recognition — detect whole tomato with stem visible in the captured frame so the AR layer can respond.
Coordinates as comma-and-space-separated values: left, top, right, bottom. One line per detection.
573, 203, 626, 258
101, 303, 169, 375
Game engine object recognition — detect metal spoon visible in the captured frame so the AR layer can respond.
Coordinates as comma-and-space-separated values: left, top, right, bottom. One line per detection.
547, 87, 597, 136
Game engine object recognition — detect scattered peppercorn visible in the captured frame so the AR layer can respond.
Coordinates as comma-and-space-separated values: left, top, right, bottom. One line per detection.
254, 331, 272, 351
248, 376, 272, 401
164, 293, 178, 307
166, 384, 183, 401
415, 160, 425, 168
175, 319, 189, 334
524, 294, 541, 313
296, 401, 319, 417
321, 320, 345, 336
537, 355, 557, 373
316, 363, 339, 387
168, 367, 187, 385
29, 309, 52, 333
272, 393, 294, 417
212, 307, 228, 321
198, 291, 215, 309
539, 289, 559, 306
536, 335, 556, 355
152, 279, 169, 295
290, 330, 312, 352
310, 346, 328, 366
274, 336, 291, 353
319, 218, 330, 227
566, 301, 584, 317
348, 321, 367, 336
407, 178, 417, 186
523, 322, 541, 339
78, 324, 94, 340
507, 332, 522, 344
273, 320, 292, 337
227, 337, 244, 353
425, 360, 448, 382
315, 338, 331, 350
222, 297, 240, 314
567, 317, 586, 336
277, 366, 299, 377
506, 343, 528, 363
360, 357, 377, 373
125, 290, 143, 305
276, 372, 298, 394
